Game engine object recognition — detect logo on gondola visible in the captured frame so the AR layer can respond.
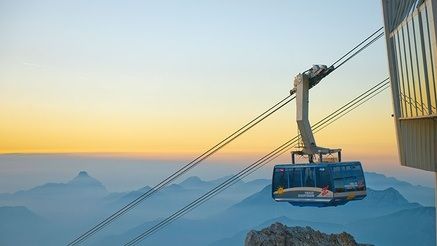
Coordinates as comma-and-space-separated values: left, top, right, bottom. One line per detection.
320, 185, 329, 196
276, 186, 285, 195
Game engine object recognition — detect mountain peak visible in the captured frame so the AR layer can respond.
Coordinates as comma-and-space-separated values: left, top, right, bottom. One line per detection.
179, 176, 208, 188
184, 176, 203, 183
77, 171, 89, 177
68, 171, 106, 191
245, 223, 364, 246
71, 171, 95, 181
366, 187, 409, 204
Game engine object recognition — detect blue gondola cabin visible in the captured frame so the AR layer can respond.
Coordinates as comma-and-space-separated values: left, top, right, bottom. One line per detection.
272, 161, 366, 207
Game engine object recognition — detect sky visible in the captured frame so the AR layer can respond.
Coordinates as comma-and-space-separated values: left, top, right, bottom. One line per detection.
0, 0, 434, 192
1, 0, 420, 186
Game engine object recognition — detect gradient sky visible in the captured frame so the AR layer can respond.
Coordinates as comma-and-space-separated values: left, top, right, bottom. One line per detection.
0, 1, 394, 165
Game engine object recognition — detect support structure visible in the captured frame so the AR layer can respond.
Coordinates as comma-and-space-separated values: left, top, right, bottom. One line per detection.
290, 65, 341, 164
381, 1, 437, 243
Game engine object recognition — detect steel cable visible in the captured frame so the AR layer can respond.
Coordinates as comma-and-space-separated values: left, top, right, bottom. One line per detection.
68, 25, 386, 245
125, 78, 391, 245
67, 94, 294, 245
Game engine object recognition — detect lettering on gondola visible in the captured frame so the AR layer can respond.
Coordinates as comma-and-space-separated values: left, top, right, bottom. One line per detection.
298, 191, 315, 198
345, 182, 358, 189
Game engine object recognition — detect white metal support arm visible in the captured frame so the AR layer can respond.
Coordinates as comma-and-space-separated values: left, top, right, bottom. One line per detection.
290, 65, 341, 163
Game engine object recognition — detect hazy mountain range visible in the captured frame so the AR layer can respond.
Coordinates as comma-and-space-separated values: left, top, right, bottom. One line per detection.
0, 171, 434, 245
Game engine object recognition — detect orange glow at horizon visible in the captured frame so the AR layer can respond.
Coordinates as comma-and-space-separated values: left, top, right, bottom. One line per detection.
1, 88, 399, 166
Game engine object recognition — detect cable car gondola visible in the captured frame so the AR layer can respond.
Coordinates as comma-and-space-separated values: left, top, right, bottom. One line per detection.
271, 65, 367, 207
272, 161, 366, 207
